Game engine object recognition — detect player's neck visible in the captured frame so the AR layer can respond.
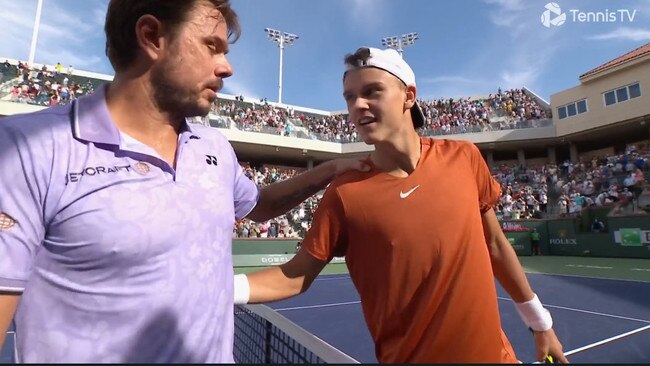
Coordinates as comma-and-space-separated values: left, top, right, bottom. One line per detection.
371, 132, 422, 177
105, 77, 183, 168
106, 77, 182, 144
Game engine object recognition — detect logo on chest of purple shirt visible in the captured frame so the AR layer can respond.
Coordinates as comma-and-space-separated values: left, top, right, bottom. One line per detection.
205, 155, 218, 166
65, 162, 151, 184
133, 162, 151, 175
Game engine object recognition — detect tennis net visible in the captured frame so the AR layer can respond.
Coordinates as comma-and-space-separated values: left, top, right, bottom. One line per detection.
234, 304, 359, 364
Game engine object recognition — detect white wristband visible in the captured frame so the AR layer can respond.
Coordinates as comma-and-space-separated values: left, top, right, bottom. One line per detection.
234, 274, 250, 305
514, 293, 553, 332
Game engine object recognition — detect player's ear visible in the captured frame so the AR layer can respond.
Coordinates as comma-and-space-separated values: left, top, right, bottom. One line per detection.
404, 85, 417, 111
135, 14, 167, 63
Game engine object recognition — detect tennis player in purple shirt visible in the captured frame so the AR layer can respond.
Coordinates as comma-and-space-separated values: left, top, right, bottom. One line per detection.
0, 0, 367, 362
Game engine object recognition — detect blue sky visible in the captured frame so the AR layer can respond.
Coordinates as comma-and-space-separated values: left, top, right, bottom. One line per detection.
1, 0, 649, 111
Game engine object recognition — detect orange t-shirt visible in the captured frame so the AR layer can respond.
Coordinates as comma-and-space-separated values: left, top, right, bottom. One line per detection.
302, 138, 518, 363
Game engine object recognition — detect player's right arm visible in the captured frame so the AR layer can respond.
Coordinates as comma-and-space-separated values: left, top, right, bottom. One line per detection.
244, 249, 328, 303
0, 293, 20, 348
0, 119, 51, 348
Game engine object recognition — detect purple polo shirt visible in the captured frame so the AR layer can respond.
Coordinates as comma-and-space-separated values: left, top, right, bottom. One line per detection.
0, 85, 259, 362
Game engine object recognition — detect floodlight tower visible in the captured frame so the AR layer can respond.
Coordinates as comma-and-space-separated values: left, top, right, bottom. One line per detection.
264, 28, 299, 104
381, 32, 419, 57
28, 0, 44, 65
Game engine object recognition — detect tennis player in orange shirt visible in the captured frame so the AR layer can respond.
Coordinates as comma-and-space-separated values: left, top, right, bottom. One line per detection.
234, 47, 569, 364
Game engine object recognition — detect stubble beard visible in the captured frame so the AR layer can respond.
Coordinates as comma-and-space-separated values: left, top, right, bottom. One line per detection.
150, 59, 210, 119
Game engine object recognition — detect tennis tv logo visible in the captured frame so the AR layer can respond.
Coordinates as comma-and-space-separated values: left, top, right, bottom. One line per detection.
541, 3, 638, 28
541, 3, 566, 28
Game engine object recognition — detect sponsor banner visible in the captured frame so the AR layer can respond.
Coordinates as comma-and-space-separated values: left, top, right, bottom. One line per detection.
549, 228, 577, 245
549, 237, 578, 245
501, 222, 531, 232
234, 254, 347, 267
257, 254, 292, 265
613, 228, 650, 247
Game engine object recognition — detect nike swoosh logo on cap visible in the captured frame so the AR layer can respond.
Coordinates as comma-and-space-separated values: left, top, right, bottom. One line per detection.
400, 185, 420, 199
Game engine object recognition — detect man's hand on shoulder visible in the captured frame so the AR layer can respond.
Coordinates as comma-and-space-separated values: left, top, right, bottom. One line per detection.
327, 158, 371, 176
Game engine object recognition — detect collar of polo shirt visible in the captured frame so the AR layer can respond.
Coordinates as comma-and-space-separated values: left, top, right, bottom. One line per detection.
73, 84, 202, 146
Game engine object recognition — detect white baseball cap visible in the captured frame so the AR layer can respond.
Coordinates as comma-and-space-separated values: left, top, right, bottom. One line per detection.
344, 47, 425, 128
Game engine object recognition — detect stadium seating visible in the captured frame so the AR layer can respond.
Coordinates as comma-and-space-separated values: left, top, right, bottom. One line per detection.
0, 61, 552, 142
1, 60, 648, 236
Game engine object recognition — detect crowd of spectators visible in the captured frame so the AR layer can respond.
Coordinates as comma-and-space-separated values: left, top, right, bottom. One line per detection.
419, 97, 492, 134
2, 62, 647, 232
233, 163, 323, 239
233, 142, 650, 239
493, 143, 650, 220
1, 61, 550, 141
419, 88, 551, 136
2, 60, 94, 107
553, 144, 649, 216
217, 99, 292, 136
493, 164, 549, 220
214, 98, 359, 142
211, 88, 551, 142
490, 88, 549, 122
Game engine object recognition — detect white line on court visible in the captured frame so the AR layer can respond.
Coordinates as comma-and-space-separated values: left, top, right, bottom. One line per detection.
318, 271, 650, 283
564, 324, 650, 356
275, 300, 360, 312
497, 297, 650, 323
565, 264, 613, 269
525, 271, 650, 284
283, 297, 650, 323
284, 276, 649, 323
315, 276, 351, 282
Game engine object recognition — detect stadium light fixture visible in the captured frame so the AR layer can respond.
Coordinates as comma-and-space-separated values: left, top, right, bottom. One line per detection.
28, 0, 44, 65
381, 32, 419, 57
264, 27, 299, 104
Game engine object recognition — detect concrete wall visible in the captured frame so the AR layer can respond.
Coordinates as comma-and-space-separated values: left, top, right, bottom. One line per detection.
552, 56, 650, 137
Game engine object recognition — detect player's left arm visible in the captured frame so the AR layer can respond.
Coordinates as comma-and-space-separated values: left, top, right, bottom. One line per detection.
481, 208, 569, 363
247, 158, 369, 222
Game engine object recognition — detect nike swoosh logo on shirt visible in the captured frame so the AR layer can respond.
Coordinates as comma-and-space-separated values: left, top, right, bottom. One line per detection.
400, 185, 420, 199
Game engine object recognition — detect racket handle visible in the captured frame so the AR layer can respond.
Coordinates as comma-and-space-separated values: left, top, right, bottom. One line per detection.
544, 355, 554, 364
532, 355, 554, 364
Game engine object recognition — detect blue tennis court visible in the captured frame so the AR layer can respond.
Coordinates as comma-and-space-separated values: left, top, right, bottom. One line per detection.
0, 325, 12, 364
265, 272, 650, 363
2, 271, 649, 363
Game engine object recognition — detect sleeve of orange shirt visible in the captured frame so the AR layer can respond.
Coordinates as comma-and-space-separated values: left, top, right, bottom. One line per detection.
301, 183, 349, 262
467, 142, 502, 213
